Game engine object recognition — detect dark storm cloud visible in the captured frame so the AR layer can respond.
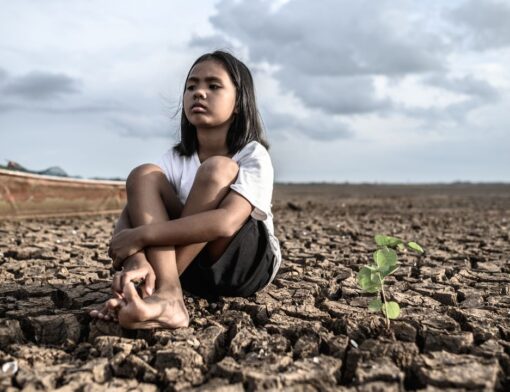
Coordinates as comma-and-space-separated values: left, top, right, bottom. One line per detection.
449, 0, 510, 49
2, 71, 80, 100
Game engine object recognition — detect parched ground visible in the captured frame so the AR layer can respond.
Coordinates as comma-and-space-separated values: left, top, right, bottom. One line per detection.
1, 184, 510, 391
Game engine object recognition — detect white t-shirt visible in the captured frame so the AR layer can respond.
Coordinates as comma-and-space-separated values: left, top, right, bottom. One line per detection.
157, 140, 281, 284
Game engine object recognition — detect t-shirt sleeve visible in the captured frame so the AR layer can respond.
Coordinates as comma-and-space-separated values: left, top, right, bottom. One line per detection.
157, 149, 175, 187
230, 143, 274, 221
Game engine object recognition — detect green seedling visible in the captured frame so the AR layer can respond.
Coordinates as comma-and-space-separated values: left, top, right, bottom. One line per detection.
357, 234, 424, 329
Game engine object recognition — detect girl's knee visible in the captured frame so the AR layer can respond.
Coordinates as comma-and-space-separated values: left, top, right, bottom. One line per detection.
196, 156, 239, 185
126, 164, 165, 192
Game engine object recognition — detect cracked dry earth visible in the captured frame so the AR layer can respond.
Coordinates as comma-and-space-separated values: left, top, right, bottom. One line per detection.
1, 184, 510, 391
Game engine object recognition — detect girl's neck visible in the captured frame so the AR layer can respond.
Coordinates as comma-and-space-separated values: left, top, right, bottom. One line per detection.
196, 127, 231, 162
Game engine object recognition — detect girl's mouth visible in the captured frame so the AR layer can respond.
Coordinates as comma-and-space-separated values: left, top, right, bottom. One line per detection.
191, 103, 207, 113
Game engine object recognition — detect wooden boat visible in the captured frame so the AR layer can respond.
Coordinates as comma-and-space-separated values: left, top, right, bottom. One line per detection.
0, 168, 126, 219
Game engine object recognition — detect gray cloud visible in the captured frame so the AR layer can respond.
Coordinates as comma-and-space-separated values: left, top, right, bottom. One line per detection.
276, 73, 392, 115
425, 74, 500, 101
206, 0, 447, 77
191, 0, 506, 138
43, 101, 129, 115
0, 68, 130, 116
0, 68, 7, 83
189, 33, 238, 52
0, 100, 128, 115
108, 115, 177, 140
401, 74, 501, 126
2, 71, 80, 100
191, 0, 449, 126
261, 108, 352, 141
449, 0, 510, 50
0, 102, 18, 113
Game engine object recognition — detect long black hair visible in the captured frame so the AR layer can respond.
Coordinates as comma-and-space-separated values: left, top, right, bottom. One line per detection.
174, 51, 269, 156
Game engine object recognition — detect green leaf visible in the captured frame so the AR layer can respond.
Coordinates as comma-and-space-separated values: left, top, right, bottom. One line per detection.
370, 271, 383, 285
358, 267, 381, 293
368, 298, 382, 312
373, 248, 397, 269
358, 267, 371, 283
382, 301, 400, 319
358, 267, 371, 288
365, 264, 380, 271
397, 243, 406, 252
407, 241, 424, 254
380, 264, 399, 278
374, 235, 403, 248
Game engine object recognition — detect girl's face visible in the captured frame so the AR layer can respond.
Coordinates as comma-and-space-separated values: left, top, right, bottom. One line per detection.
183, 60, 237, 131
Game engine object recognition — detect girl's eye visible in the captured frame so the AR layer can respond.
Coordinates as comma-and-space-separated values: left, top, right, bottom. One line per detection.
186, 85, 195, 91
210, 84, 221, 90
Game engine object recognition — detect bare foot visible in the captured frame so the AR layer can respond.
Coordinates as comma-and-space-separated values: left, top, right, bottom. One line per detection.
89, 253, 156, 322
89, 294, 122, 321
117, 282, 189, 329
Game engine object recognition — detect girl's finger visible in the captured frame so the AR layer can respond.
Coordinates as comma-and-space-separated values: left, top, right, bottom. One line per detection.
120, 269, 144, 290
144, 271, 156, 296
113, 291, 123, 299
103, 297, 123, 320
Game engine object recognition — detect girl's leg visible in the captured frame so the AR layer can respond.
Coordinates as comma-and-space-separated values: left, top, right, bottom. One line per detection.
115, 156, 241, 328
90, 205, 157, 321
175, 156, 243, 272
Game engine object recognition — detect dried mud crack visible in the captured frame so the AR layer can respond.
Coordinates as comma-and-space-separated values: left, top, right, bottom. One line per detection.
1, 183, 509, 391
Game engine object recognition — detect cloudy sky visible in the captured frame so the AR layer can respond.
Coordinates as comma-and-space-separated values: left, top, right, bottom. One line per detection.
1, 0, 509, 182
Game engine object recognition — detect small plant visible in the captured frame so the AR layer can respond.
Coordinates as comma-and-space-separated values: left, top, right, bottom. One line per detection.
357, 234, 424, 329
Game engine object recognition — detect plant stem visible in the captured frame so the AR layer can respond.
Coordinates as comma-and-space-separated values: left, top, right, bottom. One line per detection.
378, 273, 390, 329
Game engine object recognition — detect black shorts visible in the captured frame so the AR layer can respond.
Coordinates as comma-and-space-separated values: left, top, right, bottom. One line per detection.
180, 218, 275, 299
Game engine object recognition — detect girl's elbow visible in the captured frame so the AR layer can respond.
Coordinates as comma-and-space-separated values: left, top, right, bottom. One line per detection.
217, 221, 236, 238
217, 215, 244, 238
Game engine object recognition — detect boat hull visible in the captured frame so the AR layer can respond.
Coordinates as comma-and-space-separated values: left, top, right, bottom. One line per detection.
0, 168, 126, 218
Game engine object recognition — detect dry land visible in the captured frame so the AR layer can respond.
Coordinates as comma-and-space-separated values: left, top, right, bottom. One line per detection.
1, 183, 510, 391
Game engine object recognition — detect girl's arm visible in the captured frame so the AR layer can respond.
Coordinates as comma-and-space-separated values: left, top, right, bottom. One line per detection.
143, 191, 252, 245
109, 191, 252, 261
111, 206, 148, 270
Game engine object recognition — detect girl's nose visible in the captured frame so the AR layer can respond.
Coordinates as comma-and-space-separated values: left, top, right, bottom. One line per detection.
193, 89, 206, 100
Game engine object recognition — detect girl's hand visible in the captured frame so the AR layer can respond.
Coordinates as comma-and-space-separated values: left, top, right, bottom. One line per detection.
112, 252, 156, 298
109, 227, 145, 265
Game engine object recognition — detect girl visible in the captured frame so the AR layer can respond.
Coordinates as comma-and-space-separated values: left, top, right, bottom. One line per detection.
90, 51, 281, 329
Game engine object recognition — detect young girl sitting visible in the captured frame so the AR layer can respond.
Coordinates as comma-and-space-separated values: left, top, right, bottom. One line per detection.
90, 51, 281, 329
